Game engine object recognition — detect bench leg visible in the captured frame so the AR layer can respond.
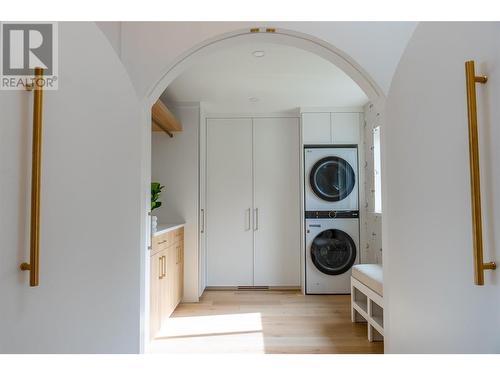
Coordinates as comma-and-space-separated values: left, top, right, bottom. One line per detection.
351, 282, 356, 322
368, 324, 374, 342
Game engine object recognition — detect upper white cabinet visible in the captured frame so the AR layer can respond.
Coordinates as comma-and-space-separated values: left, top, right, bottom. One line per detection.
302, 111, 361, 145
302, 112, 331, 144
332, 112, 361, 144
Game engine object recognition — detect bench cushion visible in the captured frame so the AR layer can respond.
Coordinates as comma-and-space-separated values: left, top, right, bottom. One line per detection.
352, 264, 383, 297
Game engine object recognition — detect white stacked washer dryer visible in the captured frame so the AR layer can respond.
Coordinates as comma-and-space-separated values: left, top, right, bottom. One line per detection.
304, 146, 360, 294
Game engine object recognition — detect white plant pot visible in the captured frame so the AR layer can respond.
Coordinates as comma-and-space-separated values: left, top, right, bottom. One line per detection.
151, 215, 158, 233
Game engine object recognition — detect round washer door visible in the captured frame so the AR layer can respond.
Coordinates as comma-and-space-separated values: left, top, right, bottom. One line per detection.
310, 156, 356, 202
310, 229, 357, 275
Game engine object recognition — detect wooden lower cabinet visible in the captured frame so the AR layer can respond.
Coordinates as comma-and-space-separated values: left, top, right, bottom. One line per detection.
150, 227, 184, 339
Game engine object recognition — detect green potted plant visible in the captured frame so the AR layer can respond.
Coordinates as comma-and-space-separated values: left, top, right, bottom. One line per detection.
151, 182, 165, 233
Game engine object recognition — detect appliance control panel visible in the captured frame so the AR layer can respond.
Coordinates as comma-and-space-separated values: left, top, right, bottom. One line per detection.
305, 210, 359, 219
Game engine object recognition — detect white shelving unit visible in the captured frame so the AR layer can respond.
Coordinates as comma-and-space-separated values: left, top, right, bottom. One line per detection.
351, 276, 384, 342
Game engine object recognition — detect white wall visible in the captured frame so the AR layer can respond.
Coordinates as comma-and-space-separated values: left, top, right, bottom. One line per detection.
0, 22, 142, 353
384, 22, 500, 353
117, 22, 416, 99
96, 22, 122, 57
361, 102, 383, 264
151, 103, 200, 302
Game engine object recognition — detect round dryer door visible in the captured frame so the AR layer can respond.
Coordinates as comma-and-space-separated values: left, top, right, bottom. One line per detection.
311, 229, 357, 275
310, 156, 356, 202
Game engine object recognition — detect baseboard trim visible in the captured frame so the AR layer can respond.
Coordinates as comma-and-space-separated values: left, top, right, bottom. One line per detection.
205, 286, 301, 291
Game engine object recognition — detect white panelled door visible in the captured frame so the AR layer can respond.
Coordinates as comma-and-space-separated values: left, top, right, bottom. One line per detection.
253, 118, 301, 286
206, 118, 254, 286
205, 117, 301, 287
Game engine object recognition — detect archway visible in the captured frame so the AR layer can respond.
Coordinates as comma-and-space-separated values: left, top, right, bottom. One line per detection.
139, 26, 386, 352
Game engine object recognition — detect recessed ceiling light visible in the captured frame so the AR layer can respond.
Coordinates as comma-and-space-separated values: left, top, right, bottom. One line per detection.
249, 97, 259, 102
252, 50, 265, 58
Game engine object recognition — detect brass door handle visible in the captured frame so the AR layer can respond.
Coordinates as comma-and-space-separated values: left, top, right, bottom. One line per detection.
20, 67, 44, 287
465, 60, 496, 285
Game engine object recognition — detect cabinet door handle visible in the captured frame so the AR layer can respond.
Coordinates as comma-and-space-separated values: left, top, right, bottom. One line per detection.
201, 208, 205, 233
163, 255, 166, 278
246, 208, 251, 231
254, 208, 259, 231
158, 256, 163, 280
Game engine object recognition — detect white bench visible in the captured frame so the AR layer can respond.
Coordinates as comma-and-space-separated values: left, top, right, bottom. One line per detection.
351, 264, 384, 342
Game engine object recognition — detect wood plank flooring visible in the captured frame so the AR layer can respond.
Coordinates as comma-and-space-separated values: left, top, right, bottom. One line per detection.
150, 290, 383, 354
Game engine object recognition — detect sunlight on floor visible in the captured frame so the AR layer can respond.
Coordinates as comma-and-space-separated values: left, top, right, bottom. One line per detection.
151, 312, 265, 354
149, 291, 384, 354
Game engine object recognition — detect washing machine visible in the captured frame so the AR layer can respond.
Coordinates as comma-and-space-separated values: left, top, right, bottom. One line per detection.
305, 211, 360, 294
304, 146, 358, 211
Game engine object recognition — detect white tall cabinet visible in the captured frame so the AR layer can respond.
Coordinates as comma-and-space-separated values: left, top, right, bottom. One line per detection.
206, 118, 254, 286
205, 117, 300, 287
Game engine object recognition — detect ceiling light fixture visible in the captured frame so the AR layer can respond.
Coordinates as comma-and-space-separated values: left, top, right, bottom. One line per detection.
252, 50, 265, 58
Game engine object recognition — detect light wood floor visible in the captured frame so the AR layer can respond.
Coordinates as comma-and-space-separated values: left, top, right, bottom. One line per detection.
150, 290, 383, 354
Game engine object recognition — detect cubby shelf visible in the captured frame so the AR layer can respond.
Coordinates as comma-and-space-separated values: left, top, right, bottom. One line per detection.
351, 276, 384, 342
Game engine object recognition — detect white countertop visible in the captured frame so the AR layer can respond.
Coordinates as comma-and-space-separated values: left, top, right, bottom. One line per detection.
153, 223, 185, 237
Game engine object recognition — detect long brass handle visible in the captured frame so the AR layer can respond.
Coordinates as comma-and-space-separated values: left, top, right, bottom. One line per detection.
465, 60, 496, 285
20, 67, 44, 287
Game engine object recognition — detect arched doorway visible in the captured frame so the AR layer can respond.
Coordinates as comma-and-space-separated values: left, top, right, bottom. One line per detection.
139, 26, 386, 352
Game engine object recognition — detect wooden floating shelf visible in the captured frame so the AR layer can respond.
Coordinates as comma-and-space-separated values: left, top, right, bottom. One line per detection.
152, 99, 182, 136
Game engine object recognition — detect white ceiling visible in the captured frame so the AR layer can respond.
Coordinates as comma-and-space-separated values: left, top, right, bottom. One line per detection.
162, 41, 368, 113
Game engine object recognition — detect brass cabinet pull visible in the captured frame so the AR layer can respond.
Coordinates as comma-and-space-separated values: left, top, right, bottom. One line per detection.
158, 256, 163, 280
159, 255, 166, 279
20, 67, 44, 287
465, 60, 496, 285
162, 255, 166, 278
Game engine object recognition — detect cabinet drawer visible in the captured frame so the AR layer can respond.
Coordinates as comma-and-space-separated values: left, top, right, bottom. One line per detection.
151, 232, 173, 254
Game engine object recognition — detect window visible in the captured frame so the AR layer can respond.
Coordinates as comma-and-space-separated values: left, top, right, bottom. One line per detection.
373, 126, 382, 214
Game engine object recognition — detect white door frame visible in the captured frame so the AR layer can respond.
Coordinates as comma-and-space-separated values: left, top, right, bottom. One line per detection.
138, 26, 386, 353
